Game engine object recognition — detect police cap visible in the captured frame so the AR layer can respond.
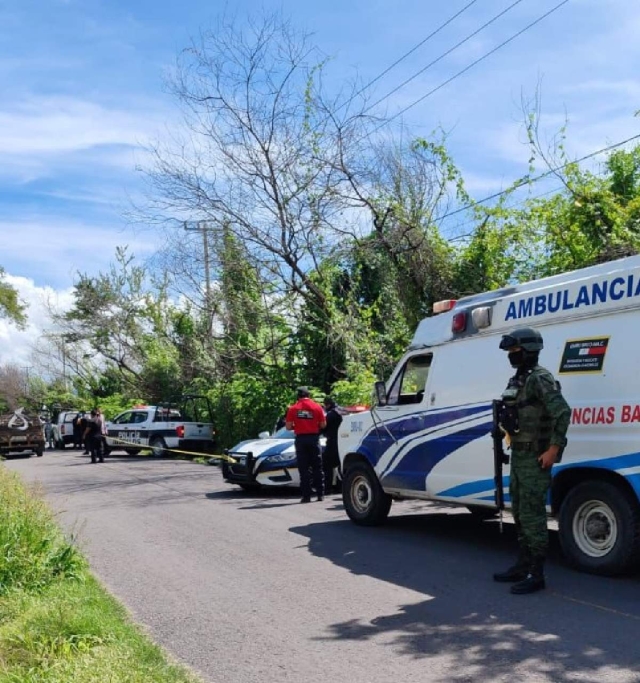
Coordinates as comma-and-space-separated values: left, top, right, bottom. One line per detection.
297, 386, 310, 398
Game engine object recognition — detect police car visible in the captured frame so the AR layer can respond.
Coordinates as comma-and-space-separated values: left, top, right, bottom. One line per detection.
105, 395, 215, 457
222, 406, 368, 491
339, 254, 640, 576
222, 427, 319, 490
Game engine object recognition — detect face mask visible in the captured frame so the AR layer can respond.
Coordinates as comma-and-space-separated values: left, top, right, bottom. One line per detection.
508, 349, 525, 368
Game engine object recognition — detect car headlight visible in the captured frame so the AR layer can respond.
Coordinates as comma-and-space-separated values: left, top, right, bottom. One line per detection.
265, 452, 296, 464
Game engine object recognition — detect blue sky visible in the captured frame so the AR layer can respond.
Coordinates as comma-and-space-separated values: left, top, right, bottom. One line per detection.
1, 0, 640, 361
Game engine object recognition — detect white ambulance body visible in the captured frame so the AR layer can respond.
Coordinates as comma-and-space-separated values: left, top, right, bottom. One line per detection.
338, 255, 640, 575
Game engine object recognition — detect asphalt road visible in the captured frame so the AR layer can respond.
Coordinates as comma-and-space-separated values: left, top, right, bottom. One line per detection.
6, 449, 640, 683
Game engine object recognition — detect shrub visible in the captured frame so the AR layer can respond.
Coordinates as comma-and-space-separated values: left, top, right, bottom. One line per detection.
0, 468, 85, 594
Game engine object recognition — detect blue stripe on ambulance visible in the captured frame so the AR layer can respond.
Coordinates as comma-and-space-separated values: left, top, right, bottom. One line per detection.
355, 404, 492, 468
436, 450, 640, 502
380, 419, 493, 491
380, 411, 492, 480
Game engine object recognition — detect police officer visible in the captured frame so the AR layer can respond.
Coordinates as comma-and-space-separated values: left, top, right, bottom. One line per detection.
494, 327, 570, 594
83, 410, 104, 464
286, 387, 326, 503
321, 396, 343, 494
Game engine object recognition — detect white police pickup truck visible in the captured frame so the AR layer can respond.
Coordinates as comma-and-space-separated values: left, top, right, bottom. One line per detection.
105, 395, 215, 457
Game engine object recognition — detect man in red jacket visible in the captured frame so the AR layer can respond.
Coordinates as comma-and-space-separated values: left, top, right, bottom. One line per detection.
286, 387, 326, 503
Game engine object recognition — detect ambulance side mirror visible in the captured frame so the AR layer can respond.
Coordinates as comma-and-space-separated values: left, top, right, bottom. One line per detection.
374, 381, 388, 407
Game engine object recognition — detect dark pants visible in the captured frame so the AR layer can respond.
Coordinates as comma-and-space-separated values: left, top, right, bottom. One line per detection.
88, 435, 104, 463
322, 445, 340, 493
296, 435, 323, 499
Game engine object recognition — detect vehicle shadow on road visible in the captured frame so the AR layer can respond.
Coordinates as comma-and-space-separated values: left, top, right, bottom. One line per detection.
290, 508, 640, 682
205, 488, 301, 509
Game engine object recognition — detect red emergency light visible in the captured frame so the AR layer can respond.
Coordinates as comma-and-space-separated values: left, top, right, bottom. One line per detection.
175, 425, 185, 438
451, 311, 467, 333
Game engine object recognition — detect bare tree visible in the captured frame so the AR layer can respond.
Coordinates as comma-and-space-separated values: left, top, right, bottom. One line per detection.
0, 364, 27, 411
144, 13, 377, 320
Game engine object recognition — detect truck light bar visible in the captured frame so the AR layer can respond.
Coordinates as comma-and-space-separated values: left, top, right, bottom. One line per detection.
433, 299, 457, 314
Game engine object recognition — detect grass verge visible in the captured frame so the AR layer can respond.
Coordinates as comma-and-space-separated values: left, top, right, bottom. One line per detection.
0, 466, 200, 683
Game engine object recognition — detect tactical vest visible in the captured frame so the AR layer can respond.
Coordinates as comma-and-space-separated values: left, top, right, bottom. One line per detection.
501, 366, 553, 446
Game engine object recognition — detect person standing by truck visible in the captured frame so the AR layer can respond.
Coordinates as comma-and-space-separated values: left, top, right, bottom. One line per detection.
286, 387, 326, 503
321, 396, 343, 494
493, 327, 571, 595
83, 410, 104, 464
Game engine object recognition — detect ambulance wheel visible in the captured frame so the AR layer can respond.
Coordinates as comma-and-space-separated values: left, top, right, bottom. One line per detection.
559, 480, 640, 576
149, 437, 167, 458
343, 462, 392, 526
124, 448, 141, 456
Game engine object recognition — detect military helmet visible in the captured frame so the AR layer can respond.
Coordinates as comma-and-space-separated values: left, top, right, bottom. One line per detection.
499, 327, 544, 352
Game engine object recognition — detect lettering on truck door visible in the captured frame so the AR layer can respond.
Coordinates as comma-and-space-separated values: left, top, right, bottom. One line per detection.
128, 410, 151, 447
377, 353, 434, 492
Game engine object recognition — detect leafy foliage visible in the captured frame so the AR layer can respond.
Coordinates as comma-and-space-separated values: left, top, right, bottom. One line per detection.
0, 268, 26, 329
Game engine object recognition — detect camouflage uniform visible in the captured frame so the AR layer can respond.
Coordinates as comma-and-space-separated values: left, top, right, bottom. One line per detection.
505, 366, 571, 561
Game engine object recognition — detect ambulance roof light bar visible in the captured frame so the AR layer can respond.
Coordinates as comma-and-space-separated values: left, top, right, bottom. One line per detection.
433, 299, 457, 314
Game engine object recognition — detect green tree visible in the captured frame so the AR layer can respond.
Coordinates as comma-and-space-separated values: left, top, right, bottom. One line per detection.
0, 268, 26, 328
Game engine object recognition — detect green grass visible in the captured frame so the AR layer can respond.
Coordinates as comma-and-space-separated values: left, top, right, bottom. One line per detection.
0, 467, 200, 683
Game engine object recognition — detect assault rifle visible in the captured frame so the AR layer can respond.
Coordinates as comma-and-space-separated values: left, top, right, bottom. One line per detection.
492, 399, 510, 532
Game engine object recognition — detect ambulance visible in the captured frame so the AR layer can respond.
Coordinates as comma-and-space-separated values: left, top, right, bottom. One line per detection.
338, 255, 640, 575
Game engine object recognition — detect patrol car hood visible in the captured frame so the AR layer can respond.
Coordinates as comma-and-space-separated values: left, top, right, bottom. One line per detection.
230, 438, 295, 460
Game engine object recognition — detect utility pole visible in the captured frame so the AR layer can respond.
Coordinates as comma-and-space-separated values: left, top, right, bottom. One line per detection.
184, 221, 216, 335
184, 221, 212, 306
21, 366, 32, 396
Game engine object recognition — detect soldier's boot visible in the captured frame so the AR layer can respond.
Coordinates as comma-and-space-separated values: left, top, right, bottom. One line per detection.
493, 552, 530, 583
510, 557, 546, 595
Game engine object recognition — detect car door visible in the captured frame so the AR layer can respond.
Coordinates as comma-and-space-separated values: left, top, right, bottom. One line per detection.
107, 411, 133, 448
128, 411, 151, 447
377, 352, 436, 493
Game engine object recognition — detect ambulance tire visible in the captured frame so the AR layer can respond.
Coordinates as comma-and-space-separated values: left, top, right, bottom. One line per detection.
343, 462, 392, 526
559, 480, 640, 576
150, 437, 167, 458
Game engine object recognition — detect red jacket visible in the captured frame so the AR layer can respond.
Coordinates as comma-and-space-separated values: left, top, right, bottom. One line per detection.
286, 398, 326, 435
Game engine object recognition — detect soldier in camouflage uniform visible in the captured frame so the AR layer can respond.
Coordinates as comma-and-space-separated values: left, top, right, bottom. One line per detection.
493, 327, 571, 594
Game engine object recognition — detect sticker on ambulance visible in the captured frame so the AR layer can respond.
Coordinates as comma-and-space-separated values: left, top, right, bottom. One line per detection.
559, 337, 609, 374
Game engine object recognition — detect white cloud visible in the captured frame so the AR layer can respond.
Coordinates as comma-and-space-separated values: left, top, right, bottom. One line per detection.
0, 275, 73, 367
0, 217, 159, 289
0, 94, 168, 183
0, 96, 152, 155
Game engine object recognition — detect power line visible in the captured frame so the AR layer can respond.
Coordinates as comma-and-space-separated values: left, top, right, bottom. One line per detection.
438, 132, 640, 222
372, 0, 569, 134
363, 0, 526, 115
336, 0, 480, 115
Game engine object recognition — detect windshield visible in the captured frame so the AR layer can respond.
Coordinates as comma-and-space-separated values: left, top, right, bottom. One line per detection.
273, 427, 295, 439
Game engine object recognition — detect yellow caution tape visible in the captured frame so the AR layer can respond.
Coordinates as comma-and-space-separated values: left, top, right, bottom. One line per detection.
106, 436, 238, 463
